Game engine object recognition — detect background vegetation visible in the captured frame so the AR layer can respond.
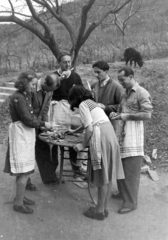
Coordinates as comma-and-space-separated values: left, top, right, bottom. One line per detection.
0, 0, 168, 74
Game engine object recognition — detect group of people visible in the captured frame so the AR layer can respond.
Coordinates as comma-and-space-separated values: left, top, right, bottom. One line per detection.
3, 53, 153, 221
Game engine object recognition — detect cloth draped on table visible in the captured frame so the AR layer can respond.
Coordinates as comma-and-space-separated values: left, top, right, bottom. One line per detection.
9, 121, 36, 174
89, 123, 101, 170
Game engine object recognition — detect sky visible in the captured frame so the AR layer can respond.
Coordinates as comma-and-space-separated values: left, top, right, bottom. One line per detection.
0, 0, 73, 17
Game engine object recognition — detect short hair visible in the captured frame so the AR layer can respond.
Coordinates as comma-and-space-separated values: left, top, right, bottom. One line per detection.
14, 70, 37, 92
45, 74, 57, 87
118, 66, 134, 77
57, 52, 71, 63
92, 61, 110, 71
68, 85, 93, 110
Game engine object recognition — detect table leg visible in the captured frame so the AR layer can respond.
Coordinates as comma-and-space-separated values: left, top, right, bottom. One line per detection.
59, 146, 64, 189
49, 143, 54, 163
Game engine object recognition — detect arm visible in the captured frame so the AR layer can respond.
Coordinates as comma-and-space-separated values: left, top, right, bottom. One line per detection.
68, 124, 84, 134
111, 112, 152, 121
110, 90, 153, 121
73, 123, 93, 151
12, 94, 45, 128
41, 93, 53, 122
104, 84, 123, 115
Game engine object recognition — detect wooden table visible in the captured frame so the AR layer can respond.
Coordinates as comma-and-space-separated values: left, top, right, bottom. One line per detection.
39, 132, 95, 204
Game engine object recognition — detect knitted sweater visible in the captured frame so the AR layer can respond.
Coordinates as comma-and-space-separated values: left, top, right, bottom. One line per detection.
52, 71, 83, 101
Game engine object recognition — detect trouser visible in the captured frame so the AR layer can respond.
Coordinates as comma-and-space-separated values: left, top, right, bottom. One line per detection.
35, 137, 58, 183
117, 156, 143, 209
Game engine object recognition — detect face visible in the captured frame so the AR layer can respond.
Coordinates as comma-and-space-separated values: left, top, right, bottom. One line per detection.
59, 55, 71, 71
26, 78, 37, 92
117, 71, 132, 89
93, 67, 108, 82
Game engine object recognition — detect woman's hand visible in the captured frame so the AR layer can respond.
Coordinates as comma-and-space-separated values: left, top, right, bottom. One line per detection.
97, 103, 105, 110
73, 143, 84, 152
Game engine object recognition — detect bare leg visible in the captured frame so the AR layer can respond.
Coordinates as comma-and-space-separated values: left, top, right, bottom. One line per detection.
96, 185, 108, 213
15, 174, 29, 206
104, 181, 112, 210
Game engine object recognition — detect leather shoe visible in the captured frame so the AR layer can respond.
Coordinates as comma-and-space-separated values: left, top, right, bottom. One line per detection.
111, 192, 122, 200
44, 179, 59, 184
26, 182, 36, 191
118, 207, 134, 214
13, 204, 33, 214
84, 209, 105, 221
89, 206, 109, 218
23, 197, 35, 205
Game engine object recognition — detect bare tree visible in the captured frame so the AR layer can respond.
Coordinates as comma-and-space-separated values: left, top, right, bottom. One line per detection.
0, 0, 132, 66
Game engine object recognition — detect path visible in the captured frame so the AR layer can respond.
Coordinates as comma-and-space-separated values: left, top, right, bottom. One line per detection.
0, 144, 168, 240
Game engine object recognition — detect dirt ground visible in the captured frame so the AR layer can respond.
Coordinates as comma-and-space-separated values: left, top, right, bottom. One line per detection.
0, 143, 168, 240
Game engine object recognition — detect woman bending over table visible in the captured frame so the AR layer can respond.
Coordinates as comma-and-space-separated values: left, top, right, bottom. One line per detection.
4, 70, 51, 214
68, 85, 125, 221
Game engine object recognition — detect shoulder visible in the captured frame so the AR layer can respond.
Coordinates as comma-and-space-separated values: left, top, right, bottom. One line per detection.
108, 78, 123, 92
137, 84, 151, 99
10, 91, 24, 102
71, 71, 81, 79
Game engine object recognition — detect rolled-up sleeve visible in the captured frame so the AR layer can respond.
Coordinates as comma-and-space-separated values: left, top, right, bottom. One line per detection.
139, 89, 153, 113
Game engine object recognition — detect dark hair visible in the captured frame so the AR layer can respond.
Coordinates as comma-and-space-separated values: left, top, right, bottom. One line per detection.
92, 61, 110, 71
68, 85, 93, 111
14, 70, 37, 92
45, 74, 57, 87
57, 52, 71, 63
118, 66, 134, 77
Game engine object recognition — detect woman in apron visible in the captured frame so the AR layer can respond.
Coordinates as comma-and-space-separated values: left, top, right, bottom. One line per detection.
4, 70, 51, 214
68, 85, 125, 221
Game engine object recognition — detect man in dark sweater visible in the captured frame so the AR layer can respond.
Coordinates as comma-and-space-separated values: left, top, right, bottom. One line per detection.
52, 53, 84, 176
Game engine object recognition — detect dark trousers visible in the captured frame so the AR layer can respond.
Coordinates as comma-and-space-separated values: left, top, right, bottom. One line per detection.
35, 137, 58, 183
117, 156, 143, 209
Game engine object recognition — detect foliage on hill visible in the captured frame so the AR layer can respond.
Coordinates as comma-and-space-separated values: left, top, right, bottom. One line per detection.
0, 0, 168, 73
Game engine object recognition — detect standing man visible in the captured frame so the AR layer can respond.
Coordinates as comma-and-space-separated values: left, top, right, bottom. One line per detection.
110, 66, 153, 214
52, 52, 84, 176
26, 73, 61, 190
92, 61, 123, 117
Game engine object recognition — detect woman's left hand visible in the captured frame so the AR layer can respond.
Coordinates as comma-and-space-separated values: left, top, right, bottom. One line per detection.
73, 143, 83, 152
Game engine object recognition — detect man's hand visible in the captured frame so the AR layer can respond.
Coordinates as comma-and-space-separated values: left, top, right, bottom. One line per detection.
110, 112, 129, 121
44, 122, 52, 130
73, 143, 84, 152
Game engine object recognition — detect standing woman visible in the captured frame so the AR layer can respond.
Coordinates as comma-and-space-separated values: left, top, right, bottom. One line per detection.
68, 85, 125, 221
4, 71, 51, 214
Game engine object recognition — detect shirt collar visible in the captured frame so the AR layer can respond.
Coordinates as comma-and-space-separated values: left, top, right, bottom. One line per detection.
36, 78, 43, 92
131, 82, 139, 92
126, 82, 139, 96
100, 77, 110, 87
57, 69, 71, 78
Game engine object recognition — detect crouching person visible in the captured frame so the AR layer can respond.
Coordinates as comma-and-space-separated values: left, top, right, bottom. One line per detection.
3, 71, 51, 214
68, 85, 125, 221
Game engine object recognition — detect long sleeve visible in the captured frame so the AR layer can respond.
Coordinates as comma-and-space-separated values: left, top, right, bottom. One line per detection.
10, 92, 45, 128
